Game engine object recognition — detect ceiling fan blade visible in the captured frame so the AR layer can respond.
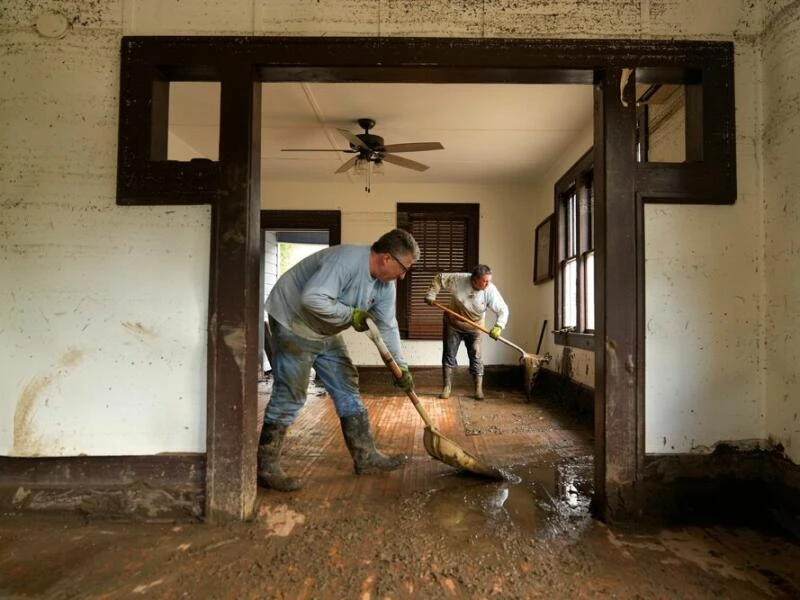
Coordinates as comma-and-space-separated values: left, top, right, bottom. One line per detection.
381, 142, 444, 153
382, 153, 430, 172
281, 148, 356, 152
334, 155, 359, 174
337, 128, 369, 150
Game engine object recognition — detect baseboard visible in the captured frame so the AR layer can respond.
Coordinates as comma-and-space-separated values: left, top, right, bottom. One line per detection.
531, 367, 594, 425
0, 455, 205, 521
641, 444, 800, 539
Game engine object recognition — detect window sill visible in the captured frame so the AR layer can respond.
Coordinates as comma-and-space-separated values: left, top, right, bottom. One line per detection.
554, 330, 595, 351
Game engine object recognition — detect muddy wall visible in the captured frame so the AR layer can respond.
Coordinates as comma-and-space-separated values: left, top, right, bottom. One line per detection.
528, 123, 596, 389
0, 0, 789, 462
643, 37, 764, 454
761, 0, 800, 464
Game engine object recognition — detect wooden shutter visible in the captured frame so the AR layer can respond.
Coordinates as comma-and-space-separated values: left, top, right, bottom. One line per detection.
397, 203, 479, 340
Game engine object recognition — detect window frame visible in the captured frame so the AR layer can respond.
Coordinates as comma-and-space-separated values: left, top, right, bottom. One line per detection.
554, 148, 595, 351
396, 203, 479, 340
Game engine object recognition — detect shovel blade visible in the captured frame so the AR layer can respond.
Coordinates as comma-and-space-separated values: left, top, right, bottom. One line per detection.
422, 426, 505, 480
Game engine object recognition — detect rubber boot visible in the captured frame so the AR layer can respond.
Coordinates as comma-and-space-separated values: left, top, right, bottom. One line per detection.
440, 366, 453, 399
340, 412, 408, 475
257, 423, 302, 491
473, 374, 484, 400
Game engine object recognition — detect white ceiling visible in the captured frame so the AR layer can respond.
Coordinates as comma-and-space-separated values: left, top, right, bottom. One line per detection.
168, 82, 594, 185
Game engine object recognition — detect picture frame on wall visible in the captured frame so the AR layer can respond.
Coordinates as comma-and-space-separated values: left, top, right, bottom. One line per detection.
533, 214, 555, 284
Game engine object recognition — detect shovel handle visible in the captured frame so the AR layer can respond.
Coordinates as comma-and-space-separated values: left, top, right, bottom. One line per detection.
364, 319, 436, 430
430, 300, 529, 356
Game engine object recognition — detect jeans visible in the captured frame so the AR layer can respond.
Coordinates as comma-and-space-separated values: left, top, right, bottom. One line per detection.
264, 316, 364, 427
442, 317, 483, 376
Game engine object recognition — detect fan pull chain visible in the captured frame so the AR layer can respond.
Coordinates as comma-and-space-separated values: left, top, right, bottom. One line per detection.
365, 160, 372, 193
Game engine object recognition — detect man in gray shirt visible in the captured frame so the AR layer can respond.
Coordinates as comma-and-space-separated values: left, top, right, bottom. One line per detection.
260, 228, 420, 492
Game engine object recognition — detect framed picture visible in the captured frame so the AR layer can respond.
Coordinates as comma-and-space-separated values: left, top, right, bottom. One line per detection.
533, 214, 555, 284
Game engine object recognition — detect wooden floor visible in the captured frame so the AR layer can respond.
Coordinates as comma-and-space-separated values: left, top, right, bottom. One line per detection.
258, 371, 595, 503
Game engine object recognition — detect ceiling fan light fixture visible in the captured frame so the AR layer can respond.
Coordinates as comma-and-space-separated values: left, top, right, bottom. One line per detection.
354, 158, 383, 193
282, 117, 443, 192
354, 159, 383, 175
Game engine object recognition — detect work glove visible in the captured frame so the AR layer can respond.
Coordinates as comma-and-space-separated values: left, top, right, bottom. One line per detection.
394, 368, 414, 392
351, 308, 374, 332
424, 295, 435, 306
489, 325, 503, 340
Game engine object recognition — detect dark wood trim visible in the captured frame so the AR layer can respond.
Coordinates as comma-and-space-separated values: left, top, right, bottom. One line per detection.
593, 68, 643, 521
553, 331, 596, 350
554, 148, 595, 341
533, 214, 555, 285
204, 65, 262, 522
106, 35, 738, 524
0, 454, 204, 486
637, 61, 736, 203
641, 448, 800, 538
260, 210, 342, 245
117, 37, 735, 207
0, 455, 205, 520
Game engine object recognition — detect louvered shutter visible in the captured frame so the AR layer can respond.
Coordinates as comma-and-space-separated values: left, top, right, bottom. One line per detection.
397, 204, 479, 340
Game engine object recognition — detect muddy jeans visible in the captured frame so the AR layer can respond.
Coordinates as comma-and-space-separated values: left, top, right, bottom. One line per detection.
264, 316, 364, 427
442, 318, 483, 376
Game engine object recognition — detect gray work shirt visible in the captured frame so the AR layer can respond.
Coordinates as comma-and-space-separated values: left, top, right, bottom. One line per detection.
266, 245, 407, 367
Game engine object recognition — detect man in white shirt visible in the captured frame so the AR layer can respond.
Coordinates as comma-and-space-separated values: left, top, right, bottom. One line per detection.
260, 229, 419, 492
425, 265, 509, 400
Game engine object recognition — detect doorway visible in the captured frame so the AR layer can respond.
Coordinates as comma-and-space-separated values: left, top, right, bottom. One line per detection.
114, 36, 735, 522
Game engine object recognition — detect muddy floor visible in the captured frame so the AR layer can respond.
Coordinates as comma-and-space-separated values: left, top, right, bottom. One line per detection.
1, 373, 799, 599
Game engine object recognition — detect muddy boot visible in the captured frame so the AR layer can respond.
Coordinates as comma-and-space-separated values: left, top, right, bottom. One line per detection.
257, 423, 302, 491
440, 366, 453, 399
340, 412, 408, 475
473, 374, 484, 400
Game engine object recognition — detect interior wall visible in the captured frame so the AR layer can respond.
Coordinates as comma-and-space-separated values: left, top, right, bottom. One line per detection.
261, 181, 537, 367
0, 0, 772, 459
527, 124, 595, 389
0, 8, 211, 456
761, 1, 800, 463
644, 39, 765, 454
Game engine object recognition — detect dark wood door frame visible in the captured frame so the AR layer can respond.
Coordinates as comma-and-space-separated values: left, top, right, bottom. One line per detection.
109, 37, 735, 523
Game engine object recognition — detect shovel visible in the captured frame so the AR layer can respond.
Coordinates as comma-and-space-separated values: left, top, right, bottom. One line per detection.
364, 319, 504, 480
430, 300, 551, 398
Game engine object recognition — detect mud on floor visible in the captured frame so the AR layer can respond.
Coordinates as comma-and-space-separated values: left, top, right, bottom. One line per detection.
1, 386, 798, 598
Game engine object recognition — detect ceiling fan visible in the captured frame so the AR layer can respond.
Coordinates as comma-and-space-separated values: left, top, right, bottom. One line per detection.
281, 118, 444, 192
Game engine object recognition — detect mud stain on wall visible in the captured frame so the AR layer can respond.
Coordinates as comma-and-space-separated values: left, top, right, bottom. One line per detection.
13, 375, 54, 456
12, 347, 85, 456
121, 321, 157, 342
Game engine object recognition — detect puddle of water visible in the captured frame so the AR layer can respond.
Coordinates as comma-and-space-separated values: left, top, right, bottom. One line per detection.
423, 458, 593, 543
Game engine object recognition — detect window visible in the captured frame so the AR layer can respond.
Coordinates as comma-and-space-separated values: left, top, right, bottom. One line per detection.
396, 203, 479, 340
555, 149, 595, 350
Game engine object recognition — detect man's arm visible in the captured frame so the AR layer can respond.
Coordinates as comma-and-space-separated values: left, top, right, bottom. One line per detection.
424, 273, 444, 305
370, 283, 407, 368
486, 284, 510, 329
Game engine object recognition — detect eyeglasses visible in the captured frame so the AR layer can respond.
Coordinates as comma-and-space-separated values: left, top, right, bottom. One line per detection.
388, 252, 410, 275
